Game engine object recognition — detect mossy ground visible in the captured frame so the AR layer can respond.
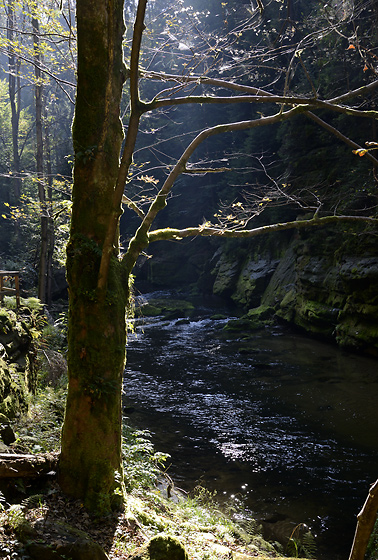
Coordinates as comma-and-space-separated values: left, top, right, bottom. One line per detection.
0, 480, 306, 560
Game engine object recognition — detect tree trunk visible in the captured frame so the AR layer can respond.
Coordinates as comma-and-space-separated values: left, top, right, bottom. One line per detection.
32, 16, 48, 304
59, 0, 127, 514
44, 107, 54, 307
7, 0, 22, 204
349, 479, 378, 560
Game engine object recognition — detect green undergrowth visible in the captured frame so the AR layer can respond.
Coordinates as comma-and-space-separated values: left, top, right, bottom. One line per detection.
13, 384, 66, 454
5, 384, 316, 559
120, 421, 315, 560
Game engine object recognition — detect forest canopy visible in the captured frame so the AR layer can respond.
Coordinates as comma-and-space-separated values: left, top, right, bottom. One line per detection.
0, 0, 377, 290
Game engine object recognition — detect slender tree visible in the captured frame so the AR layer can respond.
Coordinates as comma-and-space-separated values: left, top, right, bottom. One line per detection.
6, 0, 22, 203
349, 479, 378, 560
31, 15, 50, 303
0, 0, 75, 296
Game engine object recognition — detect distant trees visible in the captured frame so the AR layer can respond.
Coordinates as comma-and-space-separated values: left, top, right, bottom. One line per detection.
0, 0, 75, 301
6, 0, 22, 203
58, 0, 378, 514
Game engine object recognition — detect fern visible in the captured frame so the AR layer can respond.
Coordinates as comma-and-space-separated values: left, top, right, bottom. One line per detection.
21, 494, 45, 509
301, 531, 317, 558
285, 523, 316, 558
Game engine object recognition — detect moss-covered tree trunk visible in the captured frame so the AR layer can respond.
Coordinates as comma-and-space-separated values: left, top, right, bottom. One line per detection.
59, 0, 128, 513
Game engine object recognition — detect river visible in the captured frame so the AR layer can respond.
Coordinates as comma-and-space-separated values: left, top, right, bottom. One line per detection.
123, 292, 378, 559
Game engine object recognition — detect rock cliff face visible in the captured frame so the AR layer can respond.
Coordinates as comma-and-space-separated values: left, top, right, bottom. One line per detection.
0, 305, 39, 419
210, 225, 378, 355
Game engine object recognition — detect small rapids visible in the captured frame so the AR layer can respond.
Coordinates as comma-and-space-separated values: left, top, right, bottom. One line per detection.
123, 293, 378, 559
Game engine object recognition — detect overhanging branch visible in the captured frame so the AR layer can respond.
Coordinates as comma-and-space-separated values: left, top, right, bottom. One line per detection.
148, 215, 378, 243
144, 71, 378, 108
124, 105, 304, 275
147, 93, 378, 120
141, 71, 378, 167
121, 194, 145, 219
307, 112, 378, 167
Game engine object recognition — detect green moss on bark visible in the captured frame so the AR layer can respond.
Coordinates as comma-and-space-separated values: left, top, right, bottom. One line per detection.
61, 0, 129, 508
60, 250, 128, 512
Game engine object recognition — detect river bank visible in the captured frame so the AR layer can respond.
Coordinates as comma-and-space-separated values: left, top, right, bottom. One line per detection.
0, 300, 308, 560
0, 381, 299, 560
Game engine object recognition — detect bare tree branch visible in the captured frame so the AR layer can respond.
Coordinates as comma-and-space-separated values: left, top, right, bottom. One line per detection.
144, 71, 378, 106
146, 93, 378, 120
97, 0, 148, 290
122, 194, 145, 219
306, 112, 378, 167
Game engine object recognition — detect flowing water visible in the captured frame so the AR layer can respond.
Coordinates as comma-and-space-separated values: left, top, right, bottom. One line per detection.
123, 292, 378, 559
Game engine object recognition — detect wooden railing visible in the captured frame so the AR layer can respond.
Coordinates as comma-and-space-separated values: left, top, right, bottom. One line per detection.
0, 271, 20, 307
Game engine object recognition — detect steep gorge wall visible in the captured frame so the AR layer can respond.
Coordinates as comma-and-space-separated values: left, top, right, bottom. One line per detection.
134, 223, 378, 355
210, 225, 378, 355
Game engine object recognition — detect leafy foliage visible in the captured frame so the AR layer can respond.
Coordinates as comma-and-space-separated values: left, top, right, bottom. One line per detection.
122, 423, 170, 491
367, 515, 378, 559
14, 384, 66, 453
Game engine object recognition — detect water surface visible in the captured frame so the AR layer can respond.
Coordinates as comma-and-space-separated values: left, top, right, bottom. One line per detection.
123, 294, 378, 558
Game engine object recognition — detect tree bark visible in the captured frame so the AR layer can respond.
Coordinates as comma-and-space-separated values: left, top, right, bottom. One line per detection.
59, 0, 128, 514
32, 16, 48, 304
349, 479, 378, 560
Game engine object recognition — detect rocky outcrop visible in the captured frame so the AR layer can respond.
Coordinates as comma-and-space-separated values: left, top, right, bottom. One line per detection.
0, 356, 27, 420
0, 305, 40, 420
211, 237, 285, 306
210, 225, 378, 355
212, 248, 241, 298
